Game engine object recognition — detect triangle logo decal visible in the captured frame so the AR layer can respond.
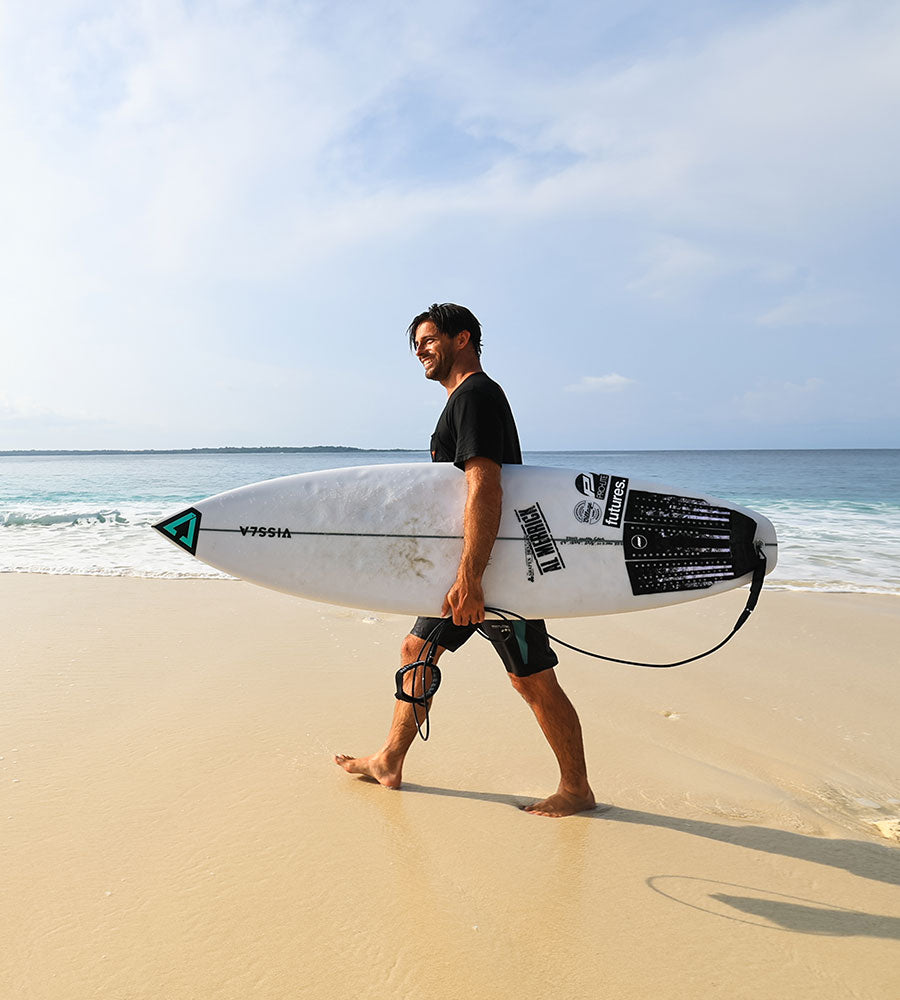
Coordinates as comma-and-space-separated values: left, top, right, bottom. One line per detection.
153, 507, 202, 556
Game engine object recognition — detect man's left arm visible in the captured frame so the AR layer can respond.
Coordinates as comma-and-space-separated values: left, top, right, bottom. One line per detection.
441, 456, 502, 625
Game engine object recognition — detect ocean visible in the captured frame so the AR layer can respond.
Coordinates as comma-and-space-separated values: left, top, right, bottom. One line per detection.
1, 449, 898, 595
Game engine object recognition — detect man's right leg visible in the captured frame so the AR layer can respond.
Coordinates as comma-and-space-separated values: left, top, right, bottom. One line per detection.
482, 619, 595, 817
509, 668, 596, 817
334, 634, 444, 789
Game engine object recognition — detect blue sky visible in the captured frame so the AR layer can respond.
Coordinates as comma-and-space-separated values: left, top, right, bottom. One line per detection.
1, 0, 898, 450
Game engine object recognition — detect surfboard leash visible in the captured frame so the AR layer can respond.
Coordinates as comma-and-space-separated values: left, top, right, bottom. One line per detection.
393, 619, 447, 741
395, 546, 766, 740
482, 543, 767, 670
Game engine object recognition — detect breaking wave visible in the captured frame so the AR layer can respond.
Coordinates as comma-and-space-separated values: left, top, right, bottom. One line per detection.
1, 509, 128, 527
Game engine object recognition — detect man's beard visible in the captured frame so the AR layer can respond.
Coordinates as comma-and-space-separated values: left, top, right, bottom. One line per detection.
424, 354, 454, 382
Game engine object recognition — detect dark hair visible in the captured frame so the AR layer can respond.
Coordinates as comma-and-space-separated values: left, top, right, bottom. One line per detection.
407, 302, 483, 357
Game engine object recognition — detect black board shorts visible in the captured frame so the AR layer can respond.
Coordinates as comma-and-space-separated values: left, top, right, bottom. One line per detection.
409, 617, 558, 677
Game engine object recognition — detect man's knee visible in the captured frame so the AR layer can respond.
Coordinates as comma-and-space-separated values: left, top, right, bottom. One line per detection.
508, 667, 559, 701
400, 634, 424, 661
401, 633, 445, 663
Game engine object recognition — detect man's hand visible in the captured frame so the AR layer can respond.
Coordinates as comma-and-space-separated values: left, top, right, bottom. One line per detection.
442, 571, 487, 625
442, 456, 502, 625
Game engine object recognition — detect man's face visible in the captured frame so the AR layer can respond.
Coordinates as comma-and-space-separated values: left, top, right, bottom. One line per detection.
414, 321, 459, 383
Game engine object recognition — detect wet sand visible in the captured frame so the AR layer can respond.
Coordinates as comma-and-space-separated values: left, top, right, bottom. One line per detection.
2, 574, 898, 999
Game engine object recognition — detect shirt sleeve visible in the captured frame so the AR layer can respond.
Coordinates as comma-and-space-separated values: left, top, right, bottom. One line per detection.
449, 387, 507, 470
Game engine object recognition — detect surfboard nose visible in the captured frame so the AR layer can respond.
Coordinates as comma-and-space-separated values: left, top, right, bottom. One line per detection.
153, 507, 202, 557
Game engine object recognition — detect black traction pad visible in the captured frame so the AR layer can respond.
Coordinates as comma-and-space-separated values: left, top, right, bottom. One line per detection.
623, 490, 758, 596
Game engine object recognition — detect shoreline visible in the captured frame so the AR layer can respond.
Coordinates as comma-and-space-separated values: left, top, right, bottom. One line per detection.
2, 568, 900, 599
3, 575, 899, 998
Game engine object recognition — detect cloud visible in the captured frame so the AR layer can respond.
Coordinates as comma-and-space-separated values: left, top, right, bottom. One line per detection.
734, 377, 827, 424
0, 393, 117, 447
491, 2, 900, 227
565, 374, 636, 394
6, 1, 899, 277
0, 2, 897, 449
1, 1, 897, 310
627, 236, 725, 300
757, 291, 858, 328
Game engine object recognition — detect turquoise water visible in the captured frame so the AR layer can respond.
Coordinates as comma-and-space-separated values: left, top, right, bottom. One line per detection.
1, 449, 898, 594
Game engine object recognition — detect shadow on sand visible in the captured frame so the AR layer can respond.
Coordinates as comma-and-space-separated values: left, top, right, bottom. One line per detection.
400, 783, 900, 887
645, 876, 900, 940
706, 892, 900, 938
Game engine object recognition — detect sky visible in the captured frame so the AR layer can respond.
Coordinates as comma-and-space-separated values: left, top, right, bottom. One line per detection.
1, 0, 898, 451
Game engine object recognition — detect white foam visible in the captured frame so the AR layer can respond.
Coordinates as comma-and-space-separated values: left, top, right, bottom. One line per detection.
2, 463, 898, 595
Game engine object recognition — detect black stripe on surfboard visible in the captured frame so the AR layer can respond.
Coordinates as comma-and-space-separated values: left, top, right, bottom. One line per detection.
199, 527, 624, 545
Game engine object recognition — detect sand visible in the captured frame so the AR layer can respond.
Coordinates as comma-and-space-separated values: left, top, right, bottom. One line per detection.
2, 574, 898, 999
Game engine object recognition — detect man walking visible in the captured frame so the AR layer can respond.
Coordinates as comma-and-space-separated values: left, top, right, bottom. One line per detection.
335, 304, 595, 817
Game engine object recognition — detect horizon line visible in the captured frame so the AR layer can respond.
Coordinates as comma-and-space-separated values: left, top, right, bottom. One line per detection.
1, 445, 896, 457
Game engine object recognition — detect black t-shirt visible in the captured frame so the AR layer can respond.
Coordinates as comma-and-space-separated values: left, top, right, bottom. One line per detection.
430, 372, 522, 470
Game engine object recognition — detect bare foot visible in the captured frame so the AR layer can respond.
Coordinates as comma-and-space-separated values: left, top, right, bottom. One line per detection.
334, 753, 403, 789
522, 787, 597, 818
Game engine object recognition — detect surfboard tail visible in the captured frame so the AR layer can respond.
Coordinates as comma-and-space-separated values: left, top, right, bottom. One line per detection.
622, 491, 763, 596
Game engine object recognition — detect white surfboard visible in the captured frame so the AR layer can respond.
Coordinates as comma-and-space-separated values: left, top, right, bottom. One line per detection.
153, 463, 777, 618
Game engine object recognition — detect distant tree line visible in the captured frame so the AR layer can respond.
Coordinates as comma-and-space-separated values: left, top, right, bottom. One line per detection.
0, 446, 416, 456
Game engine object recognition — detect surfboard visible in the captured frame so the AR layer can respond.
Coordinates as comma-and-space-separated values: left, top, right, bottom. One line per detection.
153, 463, 777, 618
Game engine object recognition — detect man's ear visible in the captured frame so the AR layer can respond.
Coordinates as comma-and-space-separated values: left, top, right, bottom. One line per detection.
456, 328, 471, 350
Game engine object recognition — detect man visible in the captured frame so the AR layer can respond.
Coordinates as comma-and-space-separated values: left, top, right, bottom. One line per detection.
335, 303, 595, 817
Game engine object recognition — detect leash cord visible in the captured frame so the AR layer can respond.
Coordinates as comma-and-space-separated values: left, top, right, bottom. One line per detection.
393, 619, 446, 741
397, 546, 766, 740
482, 544, 767, 669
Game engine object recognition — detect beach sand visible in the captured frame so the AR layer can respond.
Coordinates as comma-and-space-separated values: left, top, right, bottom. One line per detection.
2, 574, 898, 999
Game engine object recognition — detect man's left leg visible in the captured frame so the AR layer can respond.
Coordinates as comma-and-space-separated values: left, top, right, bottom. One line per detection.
509, 668, 596, 817
334, 633, 443, 789
335, 617, 477, 790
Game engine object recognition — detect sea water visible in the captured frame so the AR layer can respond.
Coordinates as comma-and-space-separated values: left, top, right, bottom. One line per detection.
1, 449, 898, 595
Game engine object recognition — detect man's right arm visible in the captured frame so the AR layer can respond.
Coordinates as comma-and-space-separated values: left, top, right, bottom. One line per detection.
441, 456, 502, 625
